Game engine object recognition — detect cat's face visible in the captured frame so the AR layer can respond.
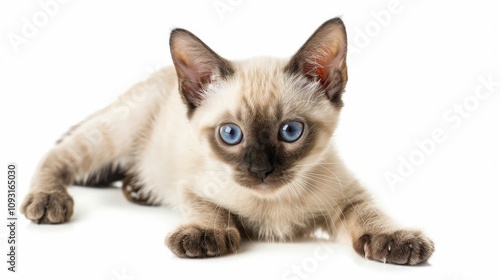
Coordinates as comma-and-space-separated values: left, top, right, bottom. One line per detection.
170, 18, 348, 194
194, 59, 340, 192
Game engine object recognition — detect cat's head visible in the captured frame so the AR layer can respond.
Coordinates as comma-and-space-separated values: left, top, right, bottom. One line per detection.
170, 18, 347, 194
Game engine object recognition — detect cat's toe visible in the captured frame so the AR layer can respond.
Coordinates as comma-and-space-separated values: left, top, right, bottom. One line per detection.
21, 190, 74, 224
166, 224, 240, 258
355, 230, 434, 265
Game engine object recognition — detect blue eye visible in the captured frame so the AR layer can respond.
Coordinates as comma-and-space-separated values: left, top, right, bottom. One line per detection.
279, 121, 304, 143
219, 123, 243, 145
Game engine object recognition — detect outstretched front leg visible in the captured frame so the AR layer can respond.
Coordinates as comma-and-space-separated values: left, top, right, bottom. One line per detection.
339, 196, 434, 265
166, 190, 240, 258
333, 182, 434, 265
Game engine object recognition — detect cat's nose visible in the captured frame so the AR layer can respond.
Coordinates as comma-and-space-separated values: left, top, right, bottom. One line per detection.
250, 166, 274, 180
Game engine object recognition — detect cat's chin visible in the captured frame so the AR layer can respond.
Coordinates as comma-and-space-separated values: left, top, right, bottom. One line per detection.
254, 183, 272, 190
240, 181, 285, 195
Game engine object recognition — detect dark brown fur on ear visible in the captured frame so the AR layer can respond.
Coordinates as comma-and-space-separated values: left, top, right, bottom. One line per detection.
169, 29, 234, 116
285, 17, 348, 106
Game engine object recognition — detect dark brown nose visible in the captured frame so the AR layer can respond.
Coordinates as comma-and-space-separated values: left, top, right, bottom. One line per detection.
250, 166, 274, 180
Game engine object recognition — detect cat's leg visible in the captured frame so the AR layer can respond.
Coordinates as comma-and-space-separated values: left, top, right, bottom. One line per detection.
21, 131, 127, 224
74, 163, 126, 187
337, 191, 435, 265
21, 70, 171, 223
165, 190, 240, 258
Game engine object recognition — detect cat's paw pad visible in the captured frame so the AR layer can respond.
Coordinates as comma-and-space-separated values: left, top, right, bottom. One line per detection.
21, 190, 74, 224
165, 224, 240, 258
355, 230, 434, 265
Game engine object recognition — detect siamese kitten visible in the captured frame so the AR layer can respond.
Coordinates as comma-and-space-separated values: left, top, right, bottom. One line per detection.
21, 18, 434, 265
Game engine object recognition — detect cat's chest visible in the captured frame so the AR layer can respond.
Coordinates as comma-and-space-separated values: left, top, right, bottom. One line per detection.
229, 195, 318, 241
192, 172, 330, 241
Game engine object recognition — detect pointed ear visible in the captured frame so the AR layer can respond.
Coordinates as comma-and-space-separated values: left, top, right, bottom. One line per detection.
285, 18, 348, 105
169, 29, 234, 113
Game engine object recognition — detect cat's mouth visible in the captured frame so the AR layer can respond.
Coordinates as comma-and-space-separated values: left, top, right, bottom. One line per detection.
233, 170, 294, 192
243, 181, 283, 192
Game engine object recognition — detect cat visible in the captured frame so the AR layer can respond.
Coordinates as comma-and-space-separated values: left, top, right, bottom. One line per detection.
21, 17, 434, 265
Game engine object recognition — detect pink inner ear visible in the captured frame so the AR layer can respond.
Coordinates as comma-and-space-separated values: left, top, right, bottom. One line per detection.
176, 60, 215, 106
308, 48, 344, 84
303, 58, 329, 84
179, 61, 210, 85
328, 47, 344, 70
315, 59, 328, 83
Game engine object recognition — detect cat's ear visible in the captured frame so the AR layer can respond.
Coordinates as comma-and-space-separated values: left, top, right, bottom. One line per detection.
170, 29, 234, 112
285, 18, 348, 104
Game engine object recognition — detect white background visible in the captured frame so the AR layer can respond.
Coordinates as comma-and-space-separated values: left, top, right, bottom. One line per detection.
1, 0, 500, 280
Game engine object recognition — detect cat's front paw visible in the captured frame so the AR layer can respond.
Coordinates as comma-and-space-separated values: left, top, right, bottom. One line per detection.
354, 230, 434, 265
21, 190, 74, 224
166, 224, 240, 258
